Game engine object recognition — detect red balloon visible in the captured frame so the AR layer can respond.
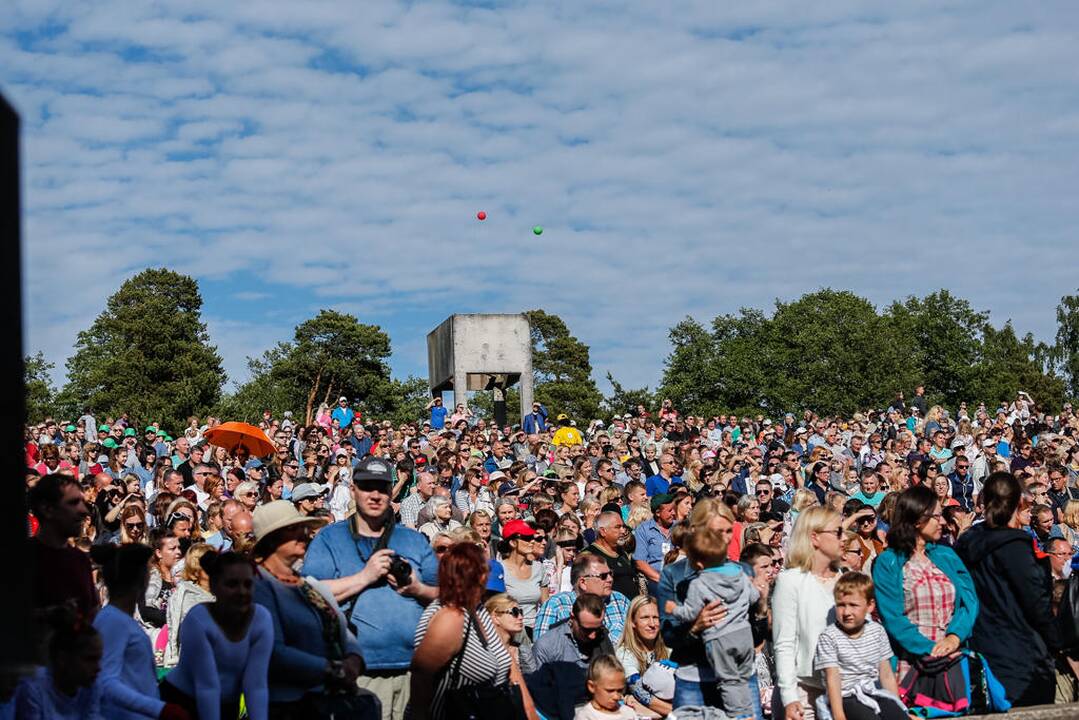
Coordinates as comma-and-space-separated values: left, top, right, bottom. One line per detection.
476, 211, 487, 221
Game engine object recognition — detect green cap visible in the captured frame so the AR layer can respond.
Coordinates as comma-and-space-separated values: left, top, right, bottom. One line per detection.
98, 424, 110, 431
165, 435, 174, 442
102, 438, 118, 449
64, 425, 76, 432
650, 492, 676, 512
123, 428, 136, 437
156, 430, 167, 437
145, 425, 157, 433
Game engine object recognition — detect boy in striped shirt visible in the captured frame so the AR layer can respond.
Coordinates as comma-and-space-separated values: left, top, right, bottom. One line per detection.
813, 572, 907, 720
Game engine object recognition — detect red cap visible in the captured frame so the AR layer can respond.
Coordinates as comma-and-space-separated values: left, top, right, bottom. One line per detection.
501, 519, 535, 540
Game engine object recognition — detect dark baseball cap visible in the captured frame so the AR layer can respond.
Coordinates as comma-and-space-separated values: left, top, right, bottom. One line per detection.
354, 457, 393, 483
650, 493, 676, 512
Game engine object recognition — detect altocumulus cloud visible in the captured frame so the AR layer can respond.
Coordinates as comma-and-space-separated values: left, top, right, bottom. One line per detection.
3, 1, 1079, 391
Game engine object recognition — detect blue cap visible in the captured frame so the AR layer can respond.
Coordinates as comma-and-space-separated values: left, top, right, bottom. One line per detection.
486, 559, 506, 593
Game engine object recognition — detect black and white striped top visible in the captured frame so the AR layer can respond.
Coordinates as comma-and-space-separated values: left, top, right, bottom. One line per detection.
413, 602, 512, 720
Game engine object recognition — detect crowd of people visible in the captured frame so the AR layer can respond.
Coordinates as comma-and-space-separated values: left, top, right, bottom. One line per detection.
17, 386, 1079, 719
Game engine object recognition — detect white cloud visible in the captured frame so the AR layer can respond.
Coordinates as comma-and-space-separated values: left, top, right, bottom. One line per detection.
5, 1, 1079, 395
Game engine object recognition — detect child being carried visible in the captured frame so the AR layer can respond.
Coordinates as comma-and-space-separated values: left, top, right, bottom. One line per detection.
669, 526, 763, 719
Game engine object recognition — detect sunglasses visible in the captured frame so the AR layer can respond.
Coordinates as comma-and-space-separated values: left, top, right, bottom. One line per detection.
583, 571, 613, 580
496, 607, 524, 618
434, 544, 452, 555
573, 621, 606, 638
125, 522, 145, 530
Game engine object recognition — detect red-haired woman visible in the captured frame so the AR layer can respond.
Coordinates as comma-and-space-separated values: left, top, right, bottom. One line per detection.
409, 543, 538, 720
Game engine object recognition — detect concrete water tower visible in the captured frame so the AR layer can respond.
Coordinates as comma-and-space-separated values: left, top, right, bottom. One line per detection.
426, 314, 534, 428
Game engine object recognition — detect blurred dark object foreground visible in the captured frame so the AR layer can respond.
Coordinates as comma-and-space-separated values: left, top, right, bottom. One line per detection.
0, 91, 34, 688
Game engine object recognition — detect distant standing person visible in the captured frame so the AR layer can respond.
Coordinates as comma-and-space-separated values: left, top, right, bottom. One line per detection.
426, 397, 449, 430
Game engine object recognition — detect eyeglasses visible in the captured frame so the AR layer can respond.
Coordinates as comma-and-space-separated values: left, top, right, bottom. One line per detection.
583, 571, 613, 581
495, 607, 524, 618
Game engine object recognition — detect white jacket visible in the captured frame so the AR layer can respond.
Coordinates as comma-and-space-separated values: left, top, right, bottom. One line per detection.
771, 568, 837, 707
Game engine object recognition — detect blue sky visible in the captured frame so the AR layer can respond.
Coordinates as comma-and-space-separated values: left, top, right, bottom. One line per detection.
4, 1, 1079, 394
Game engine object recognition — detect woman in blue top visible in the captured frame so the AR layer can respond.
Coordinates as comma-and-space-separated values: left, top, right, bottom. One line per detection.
871, 485, 978, 680
90, 543, 186, 720
250, 501, 371, 719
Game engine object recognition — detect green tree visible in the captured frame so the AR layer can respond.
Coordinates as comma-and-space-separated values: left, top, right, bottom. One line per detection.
660, 290, 912, 417
524, 309, 603, 421
24, 351, 57, 422
226, 310, 394, 425
58, 268, 225, 432
1055, 291, 1079, 400
659, 317, 725, 415
976, 322, 1065, 411
603, 372, 655, 420
763, 290, 912, 415
882, 290, 987, 407
379, 376, 433, 427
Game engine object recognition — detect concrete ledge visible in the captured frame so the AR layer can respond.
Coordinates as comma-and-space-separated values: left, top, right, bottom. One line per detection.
970, 703, 1079, 718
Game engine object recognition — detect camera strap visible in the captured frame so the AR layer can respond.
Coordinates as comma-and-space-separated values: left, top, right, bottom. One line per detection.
343, 513, 396, 627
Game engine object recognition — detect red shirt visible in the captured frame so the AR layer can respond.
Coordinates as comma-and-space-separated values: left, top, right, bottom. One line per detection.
29, 538, 98, 617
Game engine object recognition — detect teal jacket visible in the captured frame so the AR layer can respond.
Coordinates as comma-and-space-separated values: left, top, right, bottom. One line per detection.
872, 543, 979, 657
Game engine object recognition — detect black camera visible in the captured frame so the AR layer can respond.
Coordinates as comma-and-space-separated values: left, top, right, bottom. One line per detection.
388, 554, 412, 586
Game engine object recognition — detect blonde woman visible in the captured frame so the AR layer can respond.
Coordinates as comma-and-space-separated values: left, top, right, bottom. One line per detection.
772, 506, 844, 720
626, 504, 651, 530
1060, 500, 1079, 555
617, 595, 672, 718
484, 592, 536, 674
163, 543, 215, 669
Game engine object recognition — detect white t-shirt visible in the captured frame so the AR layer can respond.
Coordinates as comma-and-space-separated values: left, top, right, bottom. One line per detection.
574, 702, 637, 720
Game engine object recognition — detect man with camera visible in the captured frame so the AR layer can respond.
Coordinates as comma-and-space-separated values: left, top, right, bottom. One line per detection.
304, 457, 439, 720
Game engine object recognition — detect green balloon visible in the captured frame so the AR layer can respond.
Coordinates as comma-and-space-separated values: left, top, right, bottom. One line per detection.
532, 225, 543, 235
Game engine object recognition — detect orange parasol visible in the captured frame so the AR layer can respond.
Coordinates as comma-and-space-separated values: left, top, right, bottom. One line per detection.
204, 422, 276, 458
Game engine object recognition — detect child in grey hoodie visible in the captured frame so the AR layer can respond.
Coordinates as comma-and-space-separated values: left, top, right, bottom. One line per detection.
671, 526, 760, 718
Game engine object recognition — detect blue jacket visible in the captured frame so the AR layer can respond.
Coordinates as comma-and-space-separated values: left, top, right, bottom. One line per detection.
872, 543, 979, 657
304, 520, 438, 670
523, 406, 548, 434
252, 568, 363, 702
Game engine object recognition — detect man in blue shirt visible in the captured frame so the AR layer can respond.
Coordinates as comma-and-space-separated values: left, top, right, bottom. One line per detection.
634, 493, 676, 597
426, 396, 448, 430
330, 396, 355, 429
304, 457, 438, 719
523, 402, 548, 434
645, 452, 682, 496
483, 438, 512, 474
